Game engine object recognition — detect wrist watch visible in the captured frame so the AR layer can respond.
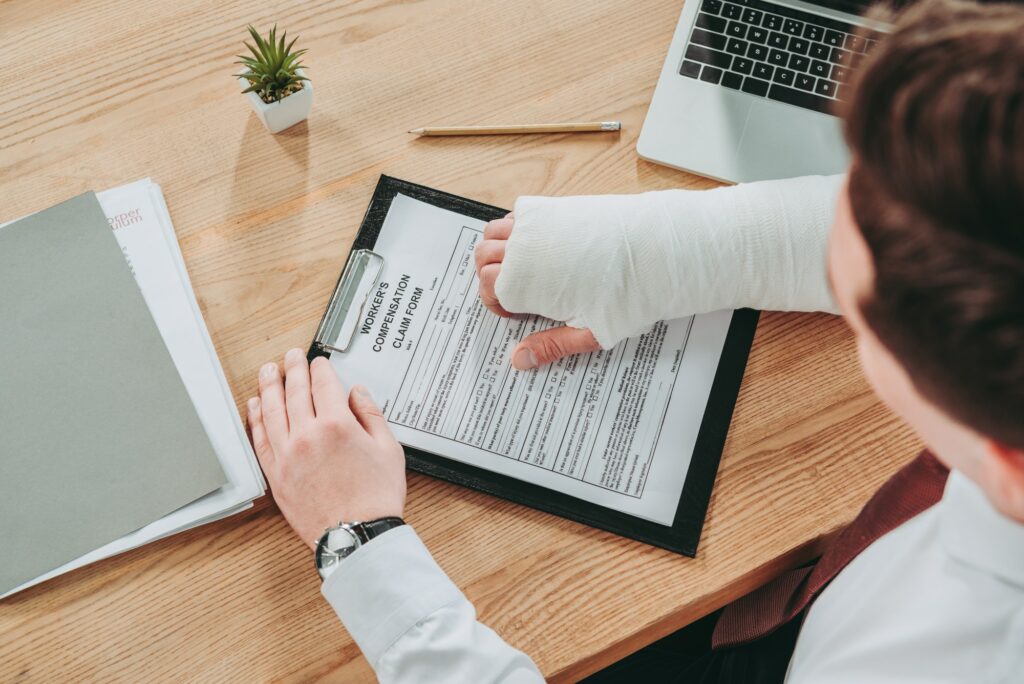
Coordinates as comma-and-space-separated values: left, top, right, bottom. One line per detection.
314, 516, 405, 581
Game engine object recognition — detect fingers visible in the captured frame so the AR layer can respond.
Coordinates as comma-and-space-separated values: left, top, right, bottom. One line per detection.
483, 216, 514, 240
474, 239, 506, 271
512, 326, 601, 370
258, 361, 290, 455
309, 356, 349, 418
479, 263, 513, 317
247, 397, 274, 471
478, 214, 515, 318
283, 348, 315, 426
348, 385, 391, 441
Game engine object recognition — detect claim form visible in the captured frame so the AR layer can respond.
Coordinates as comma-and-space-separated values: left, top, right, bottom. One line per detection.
329, 194, 733, 524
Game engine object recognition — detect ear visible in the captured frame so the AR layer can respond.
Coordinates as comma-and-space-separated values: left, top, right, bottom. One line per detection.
980, 440, 1024, 522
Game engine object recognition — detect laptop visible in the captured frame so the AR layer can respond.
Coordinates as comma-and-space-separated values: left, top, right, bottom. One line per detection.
638, 0, 887, 183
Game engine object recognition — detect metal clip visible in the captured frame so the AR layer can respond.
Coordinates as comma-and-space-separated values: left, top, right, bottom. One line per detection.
313, 249, 385, 354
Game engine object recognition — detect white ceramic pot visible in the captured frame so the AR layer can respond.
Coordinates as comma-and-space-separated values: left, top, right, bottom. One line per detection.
238, 68, 312, 134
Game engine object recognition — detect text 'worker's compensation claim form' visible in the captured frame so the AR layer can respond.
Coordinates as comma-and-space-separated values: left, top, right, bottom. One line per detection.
329, 194, 733, 524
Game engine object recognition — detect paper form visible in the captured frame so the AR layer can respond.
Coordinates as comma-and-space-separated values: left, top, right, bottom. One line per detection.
330, 194, 733, 525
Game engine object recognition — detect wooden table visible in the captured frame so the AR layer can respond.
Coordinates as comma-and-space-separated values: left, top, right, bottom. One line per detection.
0, 0, 921, 680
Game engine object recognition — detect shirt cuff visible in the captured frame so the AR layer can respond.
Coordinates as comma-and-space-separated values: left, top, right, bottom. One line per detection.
320, 525, 466, 666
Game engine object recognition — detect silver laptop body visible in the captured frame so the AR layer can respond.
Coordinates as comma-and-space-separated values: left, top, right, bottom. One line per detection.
638, 0, 890, 183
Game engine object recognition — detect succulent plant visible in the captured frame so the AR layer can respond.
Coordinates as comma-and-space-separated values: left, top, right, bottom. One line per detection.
236, 25, 309, 104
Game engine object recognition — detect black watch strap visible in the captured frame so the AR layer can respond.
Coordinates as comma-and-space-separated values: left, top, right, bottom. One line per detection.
352, 516, 405, 544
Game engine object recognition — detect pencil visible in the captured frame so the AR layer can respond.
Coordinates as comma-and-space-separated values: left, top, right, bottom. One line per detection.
408, 121, 622, 136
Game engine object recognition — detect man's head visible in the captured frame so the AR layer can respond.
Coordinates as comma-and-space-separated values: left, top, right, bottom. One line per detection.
827, 0, 1024, 519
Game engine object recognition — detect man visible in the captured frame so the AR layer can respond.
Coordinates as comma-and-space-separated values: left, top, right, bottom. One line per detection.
246, 0, 1024, 681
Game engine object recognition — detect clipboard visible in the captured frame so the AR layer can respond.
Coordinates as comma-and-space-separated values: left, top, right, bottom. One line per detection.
309, 175, 759, 557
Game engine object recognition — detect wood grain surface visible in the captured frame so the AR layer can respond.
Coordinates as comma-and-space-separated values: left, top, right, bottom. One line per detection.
0, 0, 921, 681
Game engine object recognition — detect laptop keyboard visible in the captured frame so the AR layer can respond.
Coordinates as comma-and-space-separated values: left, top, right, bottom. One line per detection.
679, 0, 883, 115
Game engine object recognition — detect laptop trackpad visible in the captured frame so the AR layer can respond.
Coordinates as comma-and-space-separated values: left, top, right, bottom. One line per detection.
734, 100, 850, 181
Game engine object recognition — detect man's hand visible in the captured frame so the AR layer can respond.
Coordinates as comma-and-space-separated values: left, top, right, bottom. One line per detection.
247, 348, 407, 549
475, 213, 600, 370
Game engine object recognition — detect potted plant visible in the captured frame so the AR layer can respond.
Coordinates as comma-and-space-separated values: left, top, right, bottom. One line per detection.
236, 25, 312, 134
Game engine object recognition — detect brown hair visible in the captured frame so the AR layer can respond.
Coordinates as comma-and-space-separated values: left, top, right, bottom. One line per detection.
843, 0, 1024, 447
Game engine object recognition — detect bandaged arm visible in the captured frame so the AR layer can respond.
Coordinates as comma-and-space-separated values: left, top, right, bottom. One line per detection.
493, 175, 844, 349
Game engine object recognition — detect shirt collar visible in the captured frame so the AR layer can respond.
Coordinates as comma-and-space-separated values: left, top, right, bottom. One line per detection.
939, 470, 1024, 588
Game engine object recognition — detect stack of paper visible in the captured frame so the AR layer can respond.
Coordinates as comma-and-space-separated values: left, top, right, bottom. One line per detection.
1, 179, 264, 598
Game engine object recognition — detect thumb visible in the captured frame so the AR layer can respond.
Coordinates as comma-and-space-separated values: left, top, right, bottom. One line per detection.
348, 385, 390, 440
512, 326, 601, 370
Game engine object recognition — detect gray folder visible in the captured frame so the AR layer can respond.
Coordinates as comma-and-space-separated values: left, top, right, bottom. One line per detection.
0, 193, 226, 595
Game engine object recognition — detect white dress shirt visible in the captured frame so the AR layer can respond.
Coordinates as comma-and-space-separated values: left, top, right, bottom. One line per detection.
324, 475, 1024, 683
321, 178, 1024, 682
322, 526, 543, 683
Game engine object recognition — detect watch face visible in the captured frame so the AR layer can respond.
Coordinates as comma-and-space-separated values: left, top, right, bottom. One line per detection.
316, 525, 360, 579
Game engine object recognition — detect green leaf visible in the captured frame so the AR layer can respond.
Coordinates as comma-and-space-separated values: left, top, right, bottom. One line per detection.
247, 26, 265, 55
281, 50, 307, 71
250, 26, 273, 64
243, 41, 263, 63
284, 35, 298, 60
268, 25, 278, 64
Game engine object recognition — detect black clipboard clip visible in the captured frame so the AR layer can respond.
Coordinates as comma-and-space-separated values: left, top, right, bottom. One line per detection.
310, 248, 385, 357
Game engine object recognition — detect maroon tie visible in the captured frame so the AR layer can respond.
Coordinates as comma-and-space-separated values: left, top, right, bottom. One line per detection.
712, 450, 950, 649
